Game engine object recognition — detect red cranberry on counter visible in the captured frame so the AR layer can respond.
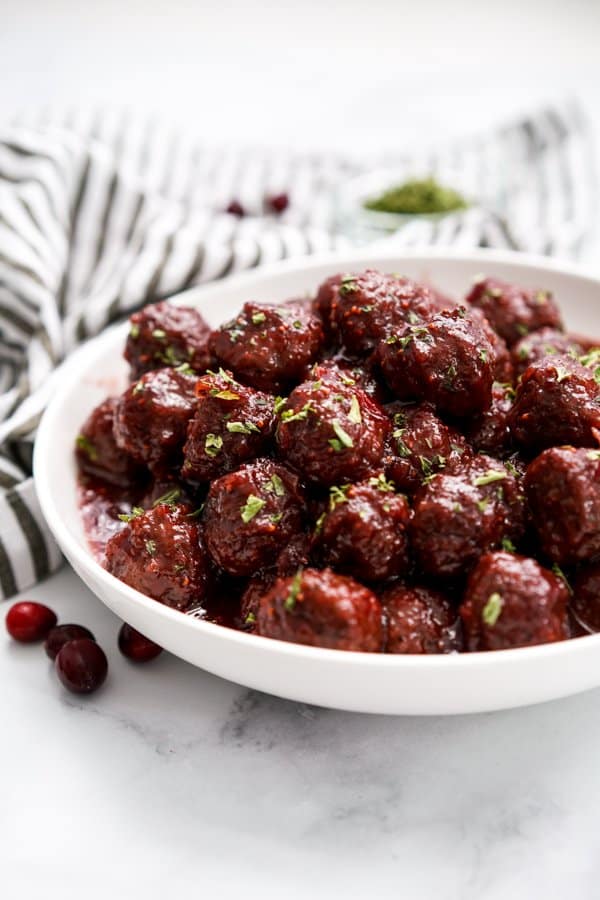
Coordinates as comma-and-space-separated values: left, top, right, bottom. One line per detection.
118, 623, 163, 663
267, 192, 289, 214
45, 624, 95, 661
55, 639, 108, 695
5, 601, 57, 643
226, 200, 245, 217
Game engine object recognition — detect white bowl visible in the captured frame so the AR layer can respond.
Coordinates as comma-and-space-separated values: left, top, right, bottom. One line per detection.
34, 248, 600, 715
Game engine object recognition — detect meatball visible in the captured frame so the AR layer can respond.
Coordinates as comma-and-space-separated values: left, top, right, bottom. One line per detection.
465, 276, 563, 347
382, 585, 462, 654
509, 355, 600, 451
460, 551, 569, 650
203, 459, 305, 576
525, 446, 600, 566
411, 455, 525, 580
209, 300, 324, 393
75, 397, 145, 488
333, 269, 435, 357
313, 273, 343, 341
124, 301, 212, 379
316, 357, 386, 402
181, 369, 274, 483
239, 532, 312, 632
113, 366, 199, 475
378, 308, 495, 418
511, 327, 582, 379
572, 564, 600, 632
466, 381, 515, 456
468, 307, 514, 383
386, 402, 469, 493
275, 369, 389, 486
313, 476, 411, 582
105, 501, 210, 611
256, 567, 382, 652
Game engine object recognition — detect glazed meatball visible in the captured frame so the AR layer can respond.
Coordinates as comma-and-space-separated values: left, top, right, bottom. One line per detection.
239, 532, 312, 632
316, 358, 386, 402
460, 551, 569, 650
511, 327, 582, 379
466, 381, 515, 456
386, 402, 469, 493
411, 455, 525, 580
378, 308, 495, 418
203, 459, 305, 576
382, 585, 462, 654
75, 397, 145, 488
209, 301, 324, 393
509, 355, 600, 452
256, 567, 382, 651
113, 366, 199, 475
468, 307, 514, 383
313, 476, 411, 582
275, 368, 390, 486
572, 564, 600, 632
181, 369, 274, 484
124, 301, 212, 378
333, 270, 435, 357
105, 502, 210, 611
313, 273, 343, 341
465, 276, 563, 347
525, 446, 600, 566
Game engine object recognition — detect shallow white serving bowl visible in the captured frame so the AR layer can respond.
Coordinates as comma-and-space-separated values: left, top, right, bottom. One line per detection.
34, 248, 600, 715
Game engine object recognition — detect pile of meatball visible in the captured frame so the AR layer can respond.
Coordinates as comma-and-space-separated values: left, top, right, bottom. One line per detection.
75, 268, 600, 655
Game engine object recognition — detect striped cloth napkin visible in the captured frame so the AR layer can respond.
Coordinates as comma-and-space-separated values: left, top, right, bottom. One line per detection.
0, 100, 596, 599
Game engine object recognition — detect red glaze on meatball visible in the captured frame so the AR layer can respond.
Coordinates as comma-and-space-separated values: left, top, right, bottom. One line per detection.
239, 531, 312, 632
509, 355, 600, 452
113, 366, 199, 475
333, 270, 435, 358
275, 369, 390, 486
468, 307, 514, 384
313, 273, 344, 342
465, 276, 563, 348
317, 357, 386, 402
378, 308, 495, 418
181, 369, 274, 484
256, 567, 382, 651
209, 301, 324, 393
124, 301, 212, 379
385, 402, 469, 493
511, 327, 582, 379
525, 446, 600, 566
411, 455, 525, 580
460, 551, 569, 650
382, 585, 462, 654
466, 381, 515, 457
203, 459, 305, 576
75, 397, 145, 488
105, 502, 210, 611
312, 476, 411, 582
572, 564, 600, 632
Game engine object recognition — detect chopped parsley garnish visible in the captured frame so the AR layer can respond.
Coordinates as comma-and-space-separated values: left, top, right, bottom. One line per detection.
554, 365, 570, 383
501, 537, 516, 552
245, 612, 256, 625
211, 389, 240, 401
478, 348, 488, 363
153, 488, 181, 506
474, 470, 506, 487
516, 323, 529, 337
329, 420, 354, 452
504, 460, 520, 477
329, 484, 350, 509
281, 402, 314, 423
552, 563, 573, 595
587, 450, 600, 461
292, 320, 303, 330
284, 569, 303, 610
118, 506, 144, 523
369, 473, 395, 493
476, 498, 490, 513
226, 421, 260, 435
204, 433, 224, 457
452, 502, 463, 513
482, 592, 503, 626
251, 311, 266, 325
187, 504, 205, 519
145, 539, 156, 556
132, 380, 145, 395
152, 328, 166, 340
348, 395, 362, 425
313, 512, 326, 536
76, 434, 98, 461
175, 362, 195, 376
338, 275, 357, 296
393, 433, 412, 458
240, 494, 266, 523
129, 323, 140, 340
264, 473, 285, 496
273, 396, 287, 414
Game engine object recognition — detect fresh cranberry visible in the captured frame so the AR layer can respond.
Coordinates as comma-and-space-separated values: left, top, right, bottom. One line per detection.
267, 192, 289, 214
118, 623, 163, 663
5, 601, 57, 643
226, 200, 245, 217
55, 639, 108, 694
45, 624, 95, 661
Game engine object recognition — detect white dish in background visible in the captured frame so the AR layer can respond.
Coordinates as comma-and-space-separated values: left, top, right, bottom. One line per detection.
34, 248, 600, 715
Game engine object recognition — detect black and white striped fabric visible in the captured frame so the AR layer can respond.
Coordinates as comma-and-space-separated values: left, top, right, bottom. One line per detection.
0, 99, 596, 599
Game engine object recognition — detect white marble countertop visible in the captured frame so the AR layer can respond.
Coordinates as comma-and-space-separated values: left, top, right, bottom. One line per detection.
3, 1, 600, 896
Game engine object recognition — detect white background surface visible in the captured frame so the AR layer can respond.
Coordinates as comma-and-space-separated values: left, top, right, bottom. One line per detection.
2, 1, 600, 897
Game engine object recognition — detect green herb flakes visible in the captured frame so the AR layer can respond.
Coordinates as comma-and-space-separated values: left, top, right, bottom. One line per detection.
227, 421, 260, 435
118, 506, 144, 523
482, 592, 503, 626
240, 494, 266, 523
265, 473, 286, 496
152, 329, 166, 340
153, 488, 181, 507
329, 420, 353, 452
284, 569, 303, 610
281, 402, 313, 423
348, 395, 362, 425
552, 563, 573, 595
204, 434, 224, 457
474, 470, 506, 487
75, 434, 98, 461
145, 539, 156, 556
251, 312, 266, 325
369, 473, 395, 493
501, 537, 516, 553
129, 323, 140, 340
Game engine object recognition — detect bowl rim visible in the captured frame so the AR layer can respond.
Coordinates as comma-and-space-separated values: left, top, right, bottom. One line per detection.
33, 245, 600, 673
